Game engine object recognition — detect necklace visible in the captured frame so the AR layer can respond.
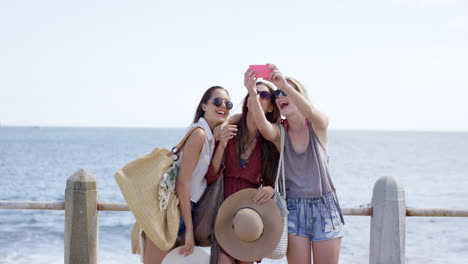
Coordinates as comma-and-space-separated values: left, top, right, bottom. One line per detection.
239, 131, 259, 168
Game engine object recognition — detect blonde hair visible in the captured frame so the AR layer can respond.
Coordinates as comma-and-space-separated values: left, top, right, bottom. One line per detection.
285, 77, 309, 100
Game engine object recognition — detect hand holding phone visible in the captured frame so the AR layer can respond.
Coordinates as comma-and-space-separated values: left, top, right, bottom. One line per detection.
249, 64, 272, 79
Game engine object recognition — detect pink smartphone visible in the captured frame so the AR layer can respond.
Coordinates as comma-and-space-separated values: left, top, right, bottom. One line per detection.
249, 64, 272, 79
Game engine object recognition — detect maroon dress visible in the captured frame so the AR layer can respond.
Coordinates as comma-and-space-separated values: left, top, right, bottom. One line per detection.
206, 136, 268, 261
206, 137, 264, 197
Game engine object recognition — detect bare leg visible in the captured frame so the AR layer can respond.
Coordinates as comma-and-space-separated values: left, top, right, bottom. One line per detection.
218, 251, 255, 264
312, 238, 341, 264
143, 238, 173, 264
286, 234, 311, 264
218, 252, 235, 264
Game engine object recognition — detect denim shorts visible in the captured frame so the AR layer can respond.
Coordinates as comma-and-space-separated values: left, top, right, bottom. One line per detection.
286, 196, 344, 241
178, 201, 197, 237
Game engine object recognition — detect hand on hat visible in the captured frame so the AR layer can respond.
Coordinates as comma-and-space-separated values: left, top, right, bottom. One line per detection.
253, 186, 274, 204
215, 188, 283, 261
178, 230, 195, 256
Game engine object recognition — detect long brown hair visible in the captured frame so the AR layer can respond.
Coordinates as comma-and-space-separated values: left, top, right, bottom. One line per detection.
193, 86, 229, 123
236, 81, 280, 187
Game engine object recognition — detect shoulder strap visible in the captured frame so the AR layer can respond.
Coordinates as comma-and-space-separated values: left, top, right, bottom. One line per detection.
274, 123, 286, 198
167, 126, 203, 160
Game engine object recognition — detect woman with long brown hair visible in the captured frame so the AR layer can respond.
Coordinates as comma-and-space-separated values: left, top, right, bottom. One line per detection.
141, 86, 237, 264
206, 81, 280, 264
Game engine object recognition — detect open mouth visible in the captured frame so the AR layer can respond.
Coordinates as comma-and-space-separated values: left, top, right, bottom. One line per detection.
216, 110, 227, 117
278, 101, 289, 110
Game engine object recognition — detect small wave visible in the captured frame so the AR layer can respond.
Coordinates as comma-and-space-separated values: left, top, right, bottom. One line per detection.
0, 250, 63, 264
1, 251, 22, 263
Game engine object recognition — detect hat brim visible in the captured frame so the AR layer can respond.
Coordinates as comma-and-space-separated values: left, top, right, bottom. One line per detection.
162, 246, 210, 264
214, 188, 283, 262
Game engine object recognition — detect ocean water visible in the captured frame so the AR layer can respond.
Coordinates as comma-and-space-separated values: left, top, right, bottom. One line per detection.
0, 127, 467, 264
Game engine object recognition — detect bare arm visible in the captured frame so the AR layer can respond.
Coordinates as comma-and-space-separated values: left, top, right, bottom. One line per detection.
176, 128, 205, 256
213, 116, 240, 141
269, 64, 329, 148
269, 64, 329, 130
227, 114, 241, 124
210, 124, 237, 175
244, 69, 281, 150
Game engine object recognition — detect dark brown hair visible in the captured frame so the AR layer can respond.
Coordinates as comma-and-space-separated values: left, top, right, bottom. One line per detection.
236, 81, 280, 187
193, 86, 229, 123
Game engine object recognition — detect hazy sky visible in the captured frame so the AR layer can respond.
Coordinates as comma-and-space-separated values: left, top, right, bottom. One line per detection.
1, 0, 467, 131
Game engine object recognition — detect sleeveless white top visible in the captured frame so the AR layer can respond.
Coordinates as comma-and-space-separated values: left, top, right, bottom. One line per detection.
176, 117, 214, 203
138, 117, 215, 260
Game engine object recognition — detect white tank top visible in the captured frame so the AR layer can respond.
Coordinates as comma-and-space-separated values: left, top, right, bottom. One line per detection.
176, 117, 214, 203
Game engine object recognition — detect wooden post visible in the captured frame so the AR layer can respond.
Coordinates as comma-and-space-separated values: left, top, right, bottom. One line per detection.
65, 169, 98, 264
370, 176, 406, 264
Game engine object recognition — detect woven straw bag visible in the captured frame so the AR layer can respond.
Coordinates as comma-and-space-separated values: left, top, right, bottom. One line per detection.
115, 127, 200, 252
266, 123, 289, 259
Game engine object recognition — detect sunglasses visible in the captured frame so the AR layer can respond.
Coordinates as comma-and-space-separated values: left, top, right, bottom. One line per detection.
212, 97, 233, 110
257, 90, 272, 100
273, 90, 287, 99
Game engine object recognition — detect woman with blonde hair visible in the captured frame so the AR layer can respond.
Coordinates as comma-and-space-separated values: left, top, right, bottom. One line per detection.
245, 65, 345, 264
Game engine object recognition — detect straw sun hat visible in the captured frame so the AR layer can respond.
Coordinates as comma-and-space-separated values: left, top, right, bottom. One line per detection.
214, 188, 283, 262
162, 246, 210, 264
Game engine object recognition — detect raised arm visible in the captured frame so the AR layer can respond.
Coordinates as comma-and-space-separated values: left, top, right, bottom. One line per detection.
268, 64, 329, 149
213, 118, 239, 142
244, 68, 281, 150
269, 64, 329, 131
207, 124, 237, 183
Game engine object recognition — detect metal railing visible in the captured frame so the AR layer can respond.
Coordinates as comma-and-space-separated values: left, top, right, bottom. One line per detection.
1, 169, 467, 264
2, 201, 468, 217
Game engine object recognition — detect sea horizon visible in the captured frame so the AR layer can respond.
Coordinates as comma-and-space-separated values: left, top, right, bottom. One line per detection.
1, 124, 468, 134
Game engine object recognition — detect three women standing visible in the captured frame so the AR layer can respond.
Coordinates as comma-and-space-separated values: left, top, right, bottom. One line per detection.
139, 64, 345, 264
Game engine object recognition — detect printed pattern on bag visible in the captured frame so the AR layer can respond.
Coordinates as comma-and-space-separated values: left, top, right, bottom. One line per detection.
158, 163, 179, 211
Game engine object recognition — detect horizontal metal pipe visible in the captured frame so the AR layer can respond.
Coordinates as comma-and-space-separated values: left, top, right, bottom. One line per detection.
406, 208, 468, 217
97, 202, 129, 211
0, 201, 130, 211
0, 201, 65, 210
2, 201, 468, 217
342, 207, 372, 216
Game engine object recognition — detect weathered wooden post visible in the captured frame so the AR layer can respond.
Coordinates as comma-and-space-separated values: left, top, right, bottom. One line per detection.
370, 176, 406, 264
65, 169, 98, 264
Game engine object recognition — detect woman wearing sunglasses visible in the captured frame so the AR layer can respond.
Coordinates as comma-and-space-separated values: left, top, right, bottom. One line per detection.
245, 65, 345, 264
206, 81, 280, 264
143, 86, 237, 264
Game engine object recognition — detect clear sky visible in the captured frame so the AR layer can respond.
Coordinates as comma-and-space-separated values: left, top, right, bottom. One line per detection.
1, 0, 467, 131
